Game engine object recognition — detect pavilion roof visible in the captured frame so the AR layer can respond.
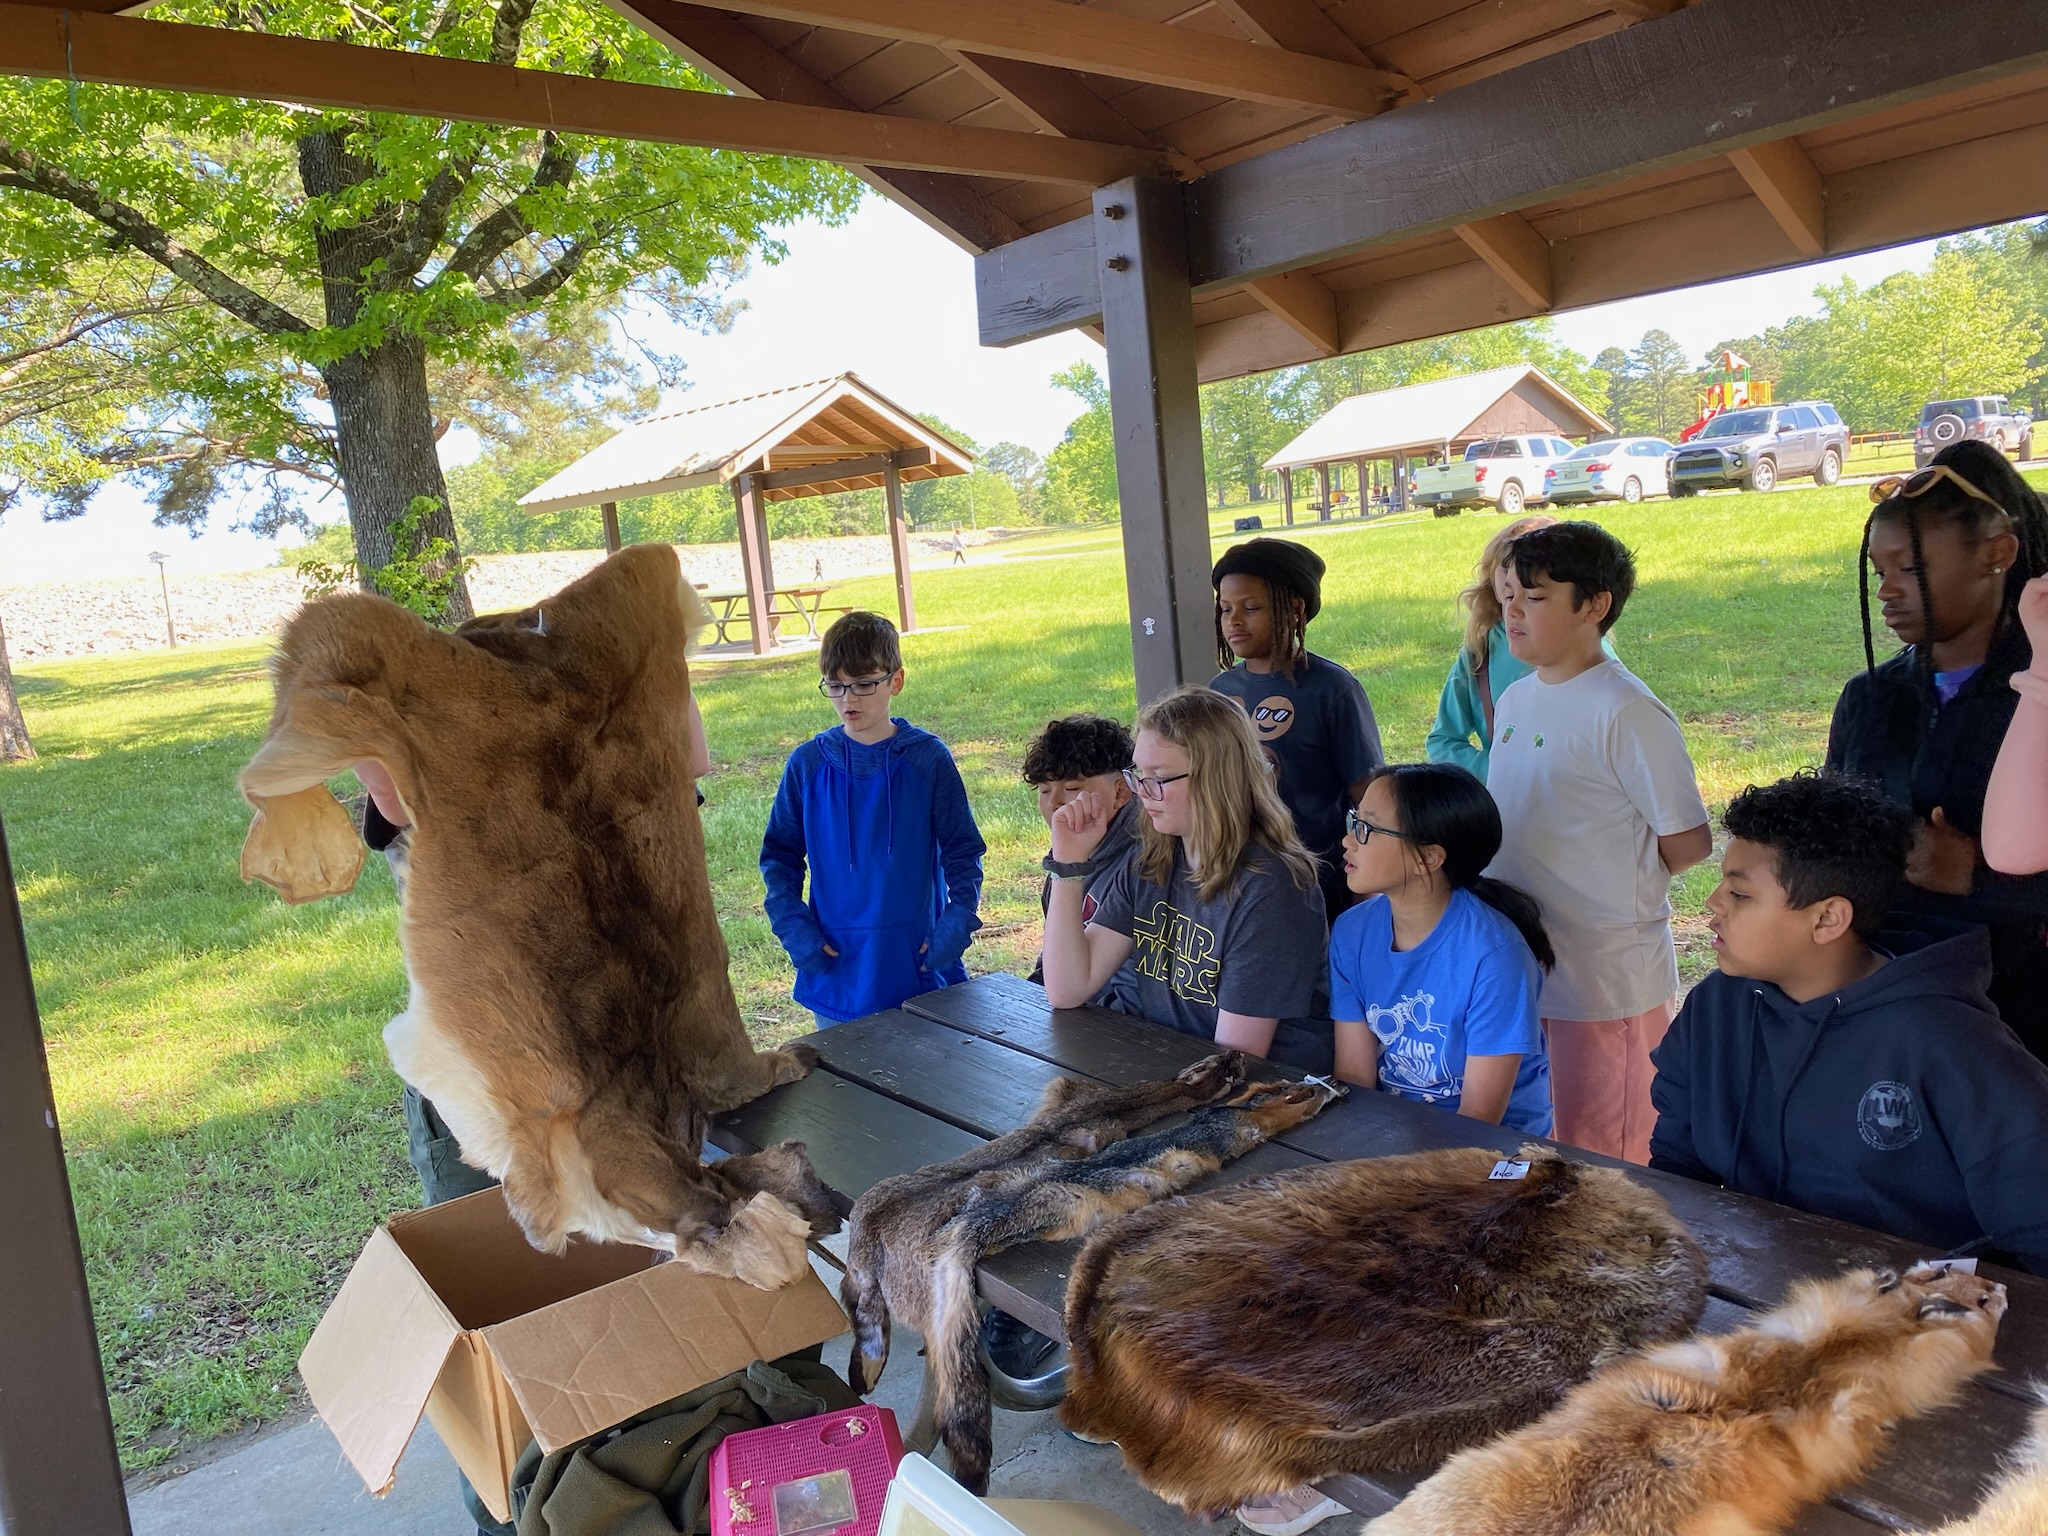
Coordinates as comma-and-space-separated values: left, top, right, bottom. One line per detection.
1263, 365, 1612, 471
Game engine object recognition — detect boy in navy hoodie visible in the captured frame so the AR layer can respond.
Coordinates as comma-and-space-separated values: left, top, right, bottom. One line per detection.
1649, 769, 2048, 1273
762, 611, 986, 1026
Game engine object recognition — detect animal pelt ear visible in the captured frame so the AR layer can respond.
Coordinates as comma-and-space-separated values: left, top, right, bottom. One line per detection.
240, 787, 366, 904
239, 682, 413, 904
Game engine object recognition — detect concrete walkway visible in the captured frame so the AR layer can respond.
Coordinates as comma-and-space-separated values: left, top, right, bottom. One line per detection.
129, 1255, 1217, 1536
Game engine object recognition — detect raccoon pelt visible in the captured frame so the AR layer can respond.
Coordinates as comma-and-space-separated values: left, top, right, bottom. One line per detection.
1371, 1263, 2008, 1536
840, 1053, 1337, 1494
1060, 1144, 1708, 1516
1932, 1391, 2048, 1536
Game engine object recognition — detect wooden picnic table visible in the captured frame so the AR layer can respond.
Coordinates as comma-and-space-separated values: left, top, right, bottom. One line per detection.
712, 971, 2045, 1532
695, 583, 842, 645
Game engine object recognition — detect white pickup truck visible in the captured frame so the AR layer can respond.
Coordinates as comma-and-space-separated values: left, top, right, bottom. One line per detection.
1410, 435, 1577, 517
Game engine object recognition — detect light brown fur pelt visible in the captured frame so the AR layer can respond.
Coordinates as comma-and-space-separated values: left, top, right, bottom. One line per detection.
1371, 1264, 2008, 1536
841, 1055, 1335, 1493
1931, 1395, 2048, 1536
238, 546, 831, 1278
1060, 1146, 1708, 1516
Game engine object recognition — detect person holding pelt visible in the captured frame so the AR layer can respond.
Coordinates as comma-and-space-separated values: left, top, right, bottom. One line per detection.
1209, 536, 1384, 920
1330, 763, 1554, 1134
1650, 768, 2048, 1274
1828, 440, 2048, 1060
761, 610, 986, 1027
1043, 685, 1331, 1072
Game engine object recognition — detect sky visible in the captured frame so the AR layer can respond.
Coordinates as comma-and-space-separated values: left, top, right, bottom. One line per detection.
0, 194, 1952, 586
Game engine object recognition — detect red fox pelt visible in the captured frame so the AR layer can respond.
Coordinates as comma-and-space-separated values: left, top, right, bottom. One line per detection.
840, 1054, 1337, 1495
1060, 1145, 1708, 1516
237, 545, 830, 1286
1931, 1390, 2048, 1536
1371, 1262, 2008, 1536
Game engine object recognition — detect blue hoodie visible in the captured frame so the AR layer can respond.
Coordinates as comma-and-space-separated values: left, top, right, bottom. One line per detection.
761, 719, 986, 1021
1649, 925, 2048, 1274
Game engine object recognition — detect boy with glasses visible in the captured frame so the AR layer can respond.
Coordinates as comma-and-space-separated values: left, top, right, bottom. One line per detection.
761, 611, 986, 1026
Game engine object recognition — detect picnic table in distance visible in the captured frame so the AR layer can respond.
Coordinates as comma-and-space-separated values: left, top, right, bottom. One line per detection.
694, 583, 844, 645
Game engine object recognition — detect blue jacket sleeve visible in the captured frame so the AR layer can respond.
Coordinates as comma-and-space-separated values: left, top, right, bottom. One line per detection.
1425, 650, 1487, 774
759, 752, 834, 974
924, 749, 987, 972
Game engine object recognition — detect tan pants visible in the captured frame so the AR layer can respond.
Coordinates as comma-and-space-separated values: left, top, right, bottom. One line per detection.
1542, 998, 1676, 1165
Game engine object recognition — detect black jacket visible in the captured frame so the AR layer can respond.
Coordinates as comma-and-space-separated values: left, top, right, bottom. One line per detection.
1649, 926, 2048, 1273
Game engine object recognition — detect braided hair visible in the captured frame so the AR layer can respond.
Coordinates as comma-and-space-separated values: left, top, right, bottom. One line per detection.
1858, 441, 2048, 725
1213, 574, 1311, 677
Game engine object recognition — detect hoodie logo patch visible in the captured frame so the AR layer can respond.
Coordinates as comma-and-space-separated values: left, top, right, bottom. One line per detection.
1857, 1080, 1923, 1152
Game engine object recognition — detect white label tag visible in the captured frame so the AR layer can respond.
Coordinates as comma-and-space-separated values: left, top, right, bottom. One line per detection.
1489, 1159, 1530, 1181
1916, 1257, 1978, 1275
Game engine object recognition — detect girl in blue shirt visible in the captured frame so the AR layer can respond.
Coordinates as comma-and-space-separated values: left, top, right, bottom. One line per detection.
1330, 762, 1555, 1134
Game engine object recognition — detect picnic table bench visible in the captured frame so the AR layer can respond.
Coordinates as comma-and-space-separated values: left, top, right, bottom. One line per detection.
713, 971, 2046, 1532
695, 583, 846, 645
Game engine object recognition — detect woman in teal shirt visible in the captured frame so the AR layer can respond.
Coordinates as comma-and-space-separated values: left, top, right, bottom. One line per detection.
1425, 514, 1614, 780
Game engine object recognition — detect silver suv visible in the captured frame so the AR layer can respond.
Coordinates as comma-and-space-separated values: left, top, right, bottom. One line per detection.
1915, 397, 2033, 467
1668, 401, 1849, 495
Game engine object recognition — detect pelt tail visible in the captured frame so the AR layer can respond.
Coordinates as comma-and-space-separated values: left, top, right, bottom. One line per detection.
927, 1230, 997, 1494
840, 1232, 892, 1396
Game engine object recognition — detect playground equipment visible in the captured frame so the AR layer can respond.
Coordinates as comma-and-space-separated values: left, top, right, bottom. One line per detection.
1679, 350, 1774, 441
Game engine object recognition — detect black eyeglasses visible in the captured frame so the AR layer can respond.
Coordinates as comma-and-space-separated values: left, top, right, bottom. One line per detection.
1346, 808, 1411, 847
1121, 766, 1190, 802
818, 674, 893, 699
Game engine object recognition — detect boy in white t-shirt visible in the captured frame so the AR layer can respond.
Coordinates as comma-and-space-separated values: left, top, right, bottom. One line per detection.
1486, 522, 1711, 1164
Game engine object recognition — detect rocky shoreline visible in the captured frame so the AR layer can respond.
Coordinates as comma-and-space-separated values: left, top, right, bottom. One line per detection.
1, 529, 990, 662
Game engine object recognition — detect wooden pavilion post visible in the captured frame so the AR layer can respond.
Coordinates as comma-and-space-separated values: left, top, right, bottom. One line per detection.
1392, 454, 1410, 512
1316, 462, 1333, 523
882, 457, 918, 634
1355, 457, 1370, 516
1281, 467, 1294, 526
599, 501, 622, 555
0, 809, 133, 1536
1095, 176, 1210, 702
731, 475, 775, 656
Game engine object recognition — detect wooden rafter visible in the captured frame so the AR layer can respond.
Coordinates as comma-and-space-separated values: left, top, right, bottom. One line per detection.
0, 2, 1164, 185
1728, 137, 1827, 258
695, 0, 1408, 119
1245, 271, 1338, 355
1454, 212, 1552, 309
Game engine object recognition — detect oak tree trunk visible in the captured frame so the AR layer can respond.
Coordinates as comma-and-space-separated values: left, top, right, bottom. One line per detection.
0, 608, 34, 762
299, 128, 473, 623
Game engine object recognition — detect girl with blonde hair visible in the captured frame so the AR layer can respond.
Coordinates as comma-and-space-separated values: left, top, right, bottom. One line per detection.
1040, 685, 1332, 1070
1426, 514, 1613, 780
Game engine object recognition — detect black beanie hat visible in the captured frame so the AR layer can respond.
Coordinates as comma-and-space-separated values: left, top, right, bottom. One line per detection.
1212, 537, 1325, 622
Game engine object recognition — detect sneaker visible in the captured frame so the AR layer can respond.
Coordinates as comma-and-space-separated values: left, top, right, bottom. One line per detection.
977, 1308, 1069, 1411
1235, 1486, 1347, 1536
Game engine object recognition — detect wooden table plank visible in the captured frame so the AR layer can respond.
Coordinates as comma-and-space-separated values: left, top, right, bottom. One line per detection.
807, 1007, 1073, 1138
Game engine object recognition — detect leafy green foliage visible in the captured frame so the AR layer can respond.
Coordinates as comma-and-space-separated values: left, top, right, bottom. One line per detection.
286, 496, 474, 622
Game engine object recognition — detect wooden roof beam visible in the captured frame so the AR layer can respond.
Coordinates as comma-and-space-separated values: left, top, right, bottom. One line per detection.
699, 0, 1409, 119
1727, 137, 1827, 258
0, 3, 1164, 185
1454, 212, 1552, 309
1245, 272, 1339, 355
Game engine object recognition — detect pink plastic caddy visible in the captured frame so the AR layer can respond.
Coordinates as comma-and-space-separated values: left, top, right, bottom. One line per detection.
710, 1405, 906, 1536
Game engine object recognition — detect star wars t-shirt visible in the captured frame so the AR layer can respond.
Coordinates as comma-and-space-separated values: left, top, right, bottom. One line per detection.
1328, 887, 1552, 1135
1088, 841, 1332, 1072
1210, 654, 1384, 910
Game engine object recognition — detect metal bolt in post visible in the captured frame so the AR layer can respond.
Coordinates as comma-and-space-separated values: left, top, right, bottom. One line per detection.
146, 552, 175, 650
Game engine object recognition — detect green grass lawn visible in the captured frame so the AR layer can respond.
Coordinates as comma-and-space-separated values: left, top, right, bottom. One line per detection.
6, 472, 2040, 1468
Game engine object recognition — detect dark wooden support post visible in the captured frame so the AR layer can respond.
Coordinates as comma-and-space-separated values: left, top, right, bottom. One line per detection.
1316, 462, 1333, 523
599, 501, 622, 555
1355, 457, 1370, 516
1392, 454, 1410, 512
883, 458, 918, 634
1281, 467, 1294, 526
732, 475, 774, 656
1096, 176, 1211, 702
0, 810, 133, 1536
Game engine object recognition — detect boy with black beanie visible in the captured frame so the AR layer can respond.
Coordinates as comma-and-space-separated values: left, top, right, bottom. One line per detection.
1650, 768, 2048, 1273
1209, 536, 1383, 920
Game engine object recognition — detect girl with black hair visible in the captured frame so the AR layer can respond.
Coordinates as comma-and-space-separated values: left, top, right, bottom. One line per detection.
1328, 762, 1554, 1134
1826, 438, 2048, 1061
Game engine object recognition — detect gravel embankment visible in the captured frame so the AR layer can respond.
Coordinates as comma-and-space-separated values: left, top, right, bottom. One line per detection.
1, 530, 987, 661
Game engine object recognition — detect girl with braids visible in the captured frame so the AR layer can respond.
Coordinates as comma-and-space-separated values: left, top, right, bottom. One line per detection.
1042, 685, 1333, 1072
1826, 439, 2048, 1062
1209, 537, 1384, 921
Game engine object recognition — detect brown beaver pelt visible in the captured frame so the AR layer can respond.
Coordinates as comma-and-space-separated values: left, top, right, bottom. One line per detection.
1060, 1145, 1708, 1515
1371, 1263, 2007, 1536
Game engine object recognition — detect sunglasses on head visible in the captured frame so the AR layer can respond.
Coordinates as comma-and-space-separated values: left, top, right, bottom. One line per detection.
1870, 464, 2010, 520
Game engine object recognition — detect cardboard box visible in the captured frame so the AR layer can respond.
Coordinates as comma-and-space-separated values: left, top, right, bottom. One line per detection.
300, 1186, 849, 1522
